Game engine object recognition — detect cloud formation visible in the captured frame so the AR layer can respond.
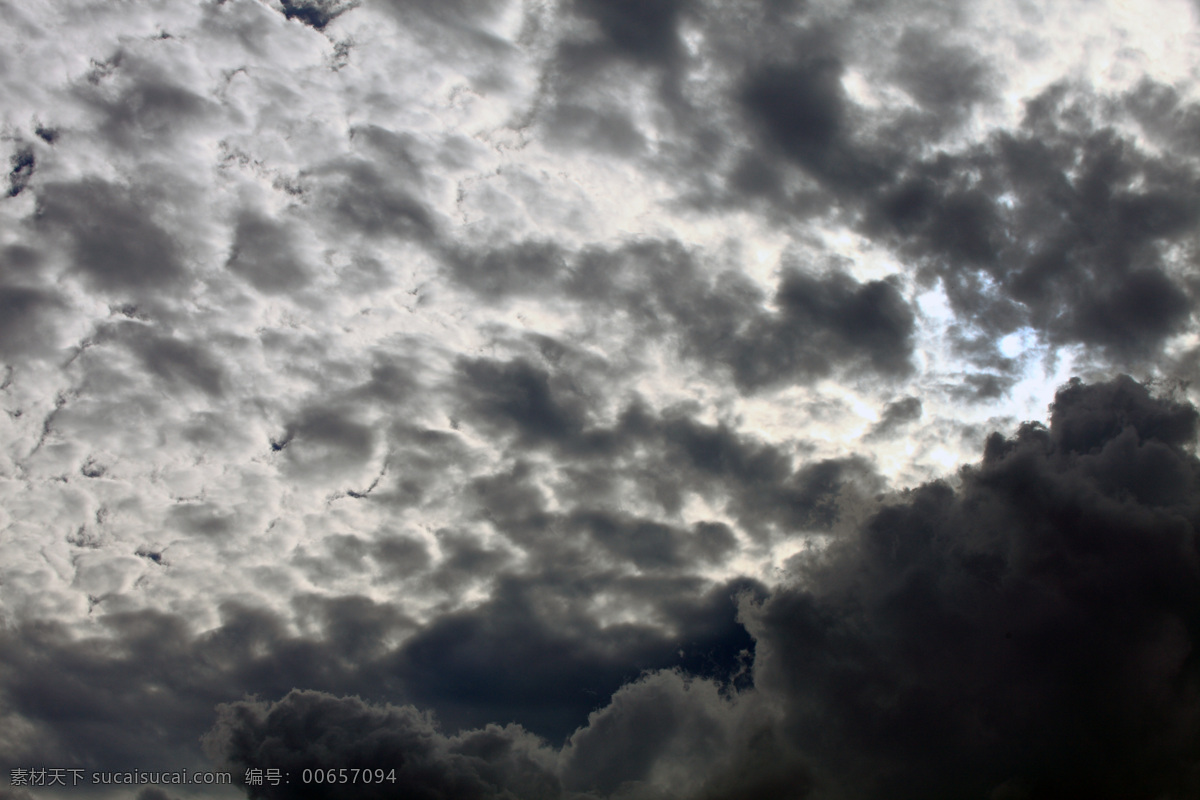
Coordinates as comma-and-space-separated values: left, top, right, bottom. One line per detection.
198, 376, 1200, 799
2, 0, 1200, 798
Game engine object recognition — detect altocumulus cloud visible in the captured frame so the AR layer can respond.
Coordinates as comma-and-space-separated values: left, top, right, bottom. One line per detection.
2, 0, 1200, 799
194, 376, 1200, 800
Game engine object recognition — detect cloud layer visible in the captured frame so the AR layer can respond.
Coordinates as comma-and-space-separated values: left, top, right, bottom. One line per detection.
2, 0, 1200, 798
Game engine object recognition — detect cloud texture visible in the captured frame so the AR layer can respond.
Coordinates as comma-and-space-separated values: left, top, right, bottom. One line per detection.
2, 0, 1200, 798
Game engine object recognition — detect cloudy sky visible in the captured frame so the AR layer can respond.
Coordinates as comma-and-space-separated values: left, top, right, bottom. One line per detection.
3, 0, 1200, 798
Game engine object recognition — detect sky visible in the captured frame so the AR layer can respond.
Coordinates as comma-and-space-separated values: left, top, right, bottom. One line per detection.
2, 0, 1200, 798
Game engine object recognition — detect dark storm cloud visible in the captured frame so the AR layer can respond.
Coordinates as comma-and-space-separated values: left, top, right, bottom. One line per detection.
388, 574, 759, 742
136, 790, 183, 800
576, 0, 686, 63
205, 675, 806, 800
0, 790, 36, 800
950, 372, 1018, 402
724, 26, 1198, 363
452, 354, 885, 537
205, 690, 561, 800
0, 595, 425, 777
37, 179, 188, 292
369, 531, 431, 579
0, 578, 757, 789
744, 375, 1200, 799
424, 528, 512, 594
542, 103, 646, 156
566, 510, 736, 570
544, 0, 695, 140
726, 268, 914, 388
624, 244, 917, 389
640, 408, 884, 534
459, 375, 1200, 798
278, 406, 377, 476
34, 124, 59, 145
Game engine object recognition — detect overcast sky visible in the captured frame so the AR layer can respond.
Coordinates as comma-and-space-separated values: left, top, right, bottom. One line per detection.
3, 1, 1200, 798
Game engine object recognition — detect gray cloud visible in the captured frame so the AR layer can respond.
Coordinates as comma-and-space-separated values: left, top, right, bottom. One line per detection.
446, 239, 916, 391
4, 1, 1200, 798
865, 396, 922, 439
37, 179, 189, 294
226, 211, 313, 294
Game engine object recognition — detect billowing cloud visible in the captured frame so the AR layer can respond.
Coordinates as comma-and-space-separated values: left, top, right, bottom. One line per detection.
3, 0, 1200, 798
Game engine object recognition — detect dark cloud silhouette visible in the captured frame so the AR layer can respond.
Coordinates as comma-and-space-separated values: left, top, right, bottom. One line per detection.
0, 576, 756, 783
389, 574, 759, 742
33, 124, 59, 144
205, 690, 562, 800
204, 673, 806, 800
747, 375, 1200, 799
